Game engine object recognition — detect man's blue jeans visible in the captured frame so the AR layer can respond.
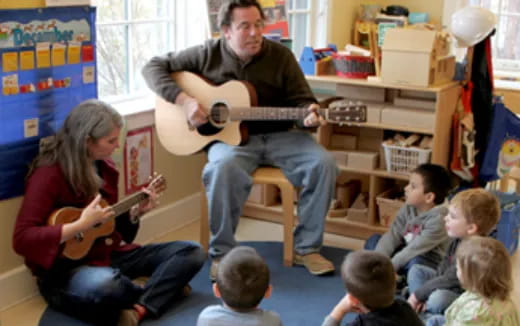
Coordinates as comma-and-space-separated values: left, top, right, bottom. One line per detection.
407, 264, 460, 315
203, 131, 338, 258
38, 241, 205, 324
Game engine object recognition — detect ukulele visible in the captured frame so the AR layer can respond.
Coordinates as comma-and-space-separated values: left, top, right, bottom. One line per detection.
155, 71, 367, 156
47, 174, 166, 260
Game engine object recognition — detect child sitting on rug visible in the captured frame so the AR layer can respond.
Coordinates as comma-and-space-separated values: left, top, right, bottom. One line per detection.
321, 250, 423, 326
365, 163, 451, 276
407, 188, 500, 318
197, 246, 282, 326
425, 237, 520, 326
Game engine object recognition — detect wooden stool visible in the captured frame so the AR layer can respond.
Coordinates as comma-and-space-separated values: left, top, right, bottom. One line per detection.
200, 167, 296, 266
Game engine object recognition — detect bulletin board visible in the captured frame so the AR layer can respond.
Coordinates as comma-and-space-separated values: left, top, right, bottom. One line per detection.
207, 0, 288, 38
0, 6, 97, 199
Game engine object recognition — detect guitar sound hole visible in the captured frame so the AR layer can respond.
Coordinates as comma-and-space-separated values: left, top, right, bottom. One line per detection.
198, 102, 229, 136
75, 232, 84, 242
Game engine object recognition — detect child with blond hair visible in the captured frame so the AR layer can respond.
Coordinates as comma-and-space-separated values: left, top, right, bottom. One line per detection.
427, 236, 520, 326
407, 188, 501, 316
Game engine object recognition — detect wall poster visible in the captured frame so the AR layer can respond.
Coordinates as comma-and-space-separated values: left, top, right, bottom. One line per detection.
124, 126, 154, 195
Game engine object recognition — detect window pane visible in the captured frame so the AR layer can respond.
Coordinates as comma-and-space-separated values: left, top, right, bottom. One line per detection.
97, 25, 128, 98
502, 0, 520, 14
290, 13, 308, 59
287, 0, 309, 10
92, 0, 127, 22
494, 14, 520, 61
130, 22, 173, 94
131, 0, 173, 19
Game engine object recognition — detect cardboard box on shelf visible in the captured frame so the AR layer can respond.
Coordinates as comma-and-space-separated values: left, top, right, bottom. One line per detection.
366, 102, 384, 123
330, 133, 357, 150
347, 192, 369, 223
393, 96, 436, 110
381, 106, 435, 130
345, 150, 379, 170
330, 150, 349, 165
381, 28, 455, 87
336, 84, 385, 102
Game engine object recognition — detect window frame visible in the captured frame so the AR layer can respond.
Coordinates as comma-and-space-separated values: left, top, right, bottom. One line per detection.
94, 0, 176, 104
468, 0, 520, 73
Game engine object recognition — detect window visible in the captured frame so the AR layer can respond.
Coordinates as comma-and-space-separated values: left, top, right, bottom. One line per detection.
287, 0, 328, 58
469, 0, 520, 72
93, 0, 208, 104
93, 0, 176, 102
94, 0, 324, 104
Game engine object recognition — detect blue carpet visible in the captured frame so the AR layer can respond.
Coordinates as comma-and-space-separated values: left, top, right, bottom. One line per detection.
39, 241, 355, 325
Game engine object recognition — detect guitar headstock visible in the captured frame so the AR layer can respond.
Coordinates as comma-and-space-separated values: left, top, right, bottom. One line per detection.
146, 173, 167, 195
324, 100, 367, 125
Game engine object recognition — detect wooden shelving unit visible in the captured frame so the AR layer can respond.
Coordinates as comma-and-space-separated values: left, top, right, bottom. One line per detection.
242, 76, 461, 239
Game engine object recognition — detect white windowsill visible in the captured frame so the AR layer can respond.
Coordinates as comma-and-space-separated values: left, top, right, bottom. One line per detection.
108, 95, 156, 131
494, 70, 520, 91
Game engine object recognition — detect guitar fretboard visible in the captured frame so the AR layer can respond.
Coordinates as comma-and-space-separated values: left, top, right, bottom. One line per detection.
112, 191, 148, 217
231, 107, 310, 120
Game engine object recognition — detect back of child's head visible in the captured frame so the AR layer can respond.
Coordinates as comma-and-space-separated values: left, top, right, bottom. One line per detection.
412, 163, 451, 205
216, 246, 270, 310
341, 250, 395, 310
450, 188, 500, 235
457, 236, 512, 301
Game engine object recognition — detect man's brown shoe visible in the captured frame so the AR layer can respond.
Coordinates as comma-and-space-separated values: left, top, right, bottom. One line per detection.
181, 284, 192, 297
209, 259, 220, 281
294, 253, 335, 275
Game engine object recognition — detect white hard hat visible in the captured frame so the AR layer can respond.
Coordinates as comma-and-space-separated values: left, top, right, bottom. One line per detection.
451, 6, 496, 47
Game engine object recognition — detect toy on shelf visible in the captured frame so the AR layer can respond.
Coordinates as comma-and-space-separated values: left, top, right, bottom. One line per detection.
299, 44, 337, 76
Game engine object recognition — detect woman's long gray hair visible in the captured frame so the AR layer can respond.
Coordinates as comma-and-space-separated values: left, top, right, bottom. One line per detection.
30, 99, 123, 197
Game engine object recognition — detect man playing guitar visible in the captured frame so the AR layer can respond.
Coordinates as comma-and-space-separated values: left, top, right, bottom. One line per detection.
142, 0, 338, 279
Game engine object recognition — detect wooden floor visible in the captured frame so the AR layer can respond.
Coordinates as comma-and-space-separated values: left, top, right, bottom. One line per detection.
1, 217, 519, 326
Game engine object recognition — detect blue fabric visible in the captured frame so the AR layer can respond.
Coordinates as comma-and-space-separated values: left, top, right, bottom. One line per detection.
489, 191, 520, 255
407, 264, 459, 315
425, 315, 446, 326
39, 241, 355, 326
480, 101, 520, 182
203, 131, 338, 258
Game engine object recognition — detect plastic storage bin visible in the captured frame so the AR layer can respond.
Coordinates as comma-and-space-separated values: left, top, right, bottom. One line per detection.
382, 143, 431, 174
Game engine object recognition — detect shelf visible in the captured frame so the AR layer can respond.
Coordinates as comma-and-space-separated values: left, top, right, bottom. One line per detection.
329, 121, 434, 135
325, 217, 388, 239
306, 75, 460, 93
337, 165, 411, 181
242, 203, 387, 240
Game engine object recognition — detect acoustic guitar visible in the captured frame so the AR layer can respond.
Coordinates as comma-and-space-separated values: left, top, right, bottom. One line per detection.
155, 71, 367, 156
47, 174, 166, 260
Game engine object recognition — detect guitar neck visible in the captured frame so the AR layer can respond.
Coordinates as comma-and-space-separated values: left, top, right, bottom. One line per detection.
228, 107, 327, 121
112, 191, 148, 217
